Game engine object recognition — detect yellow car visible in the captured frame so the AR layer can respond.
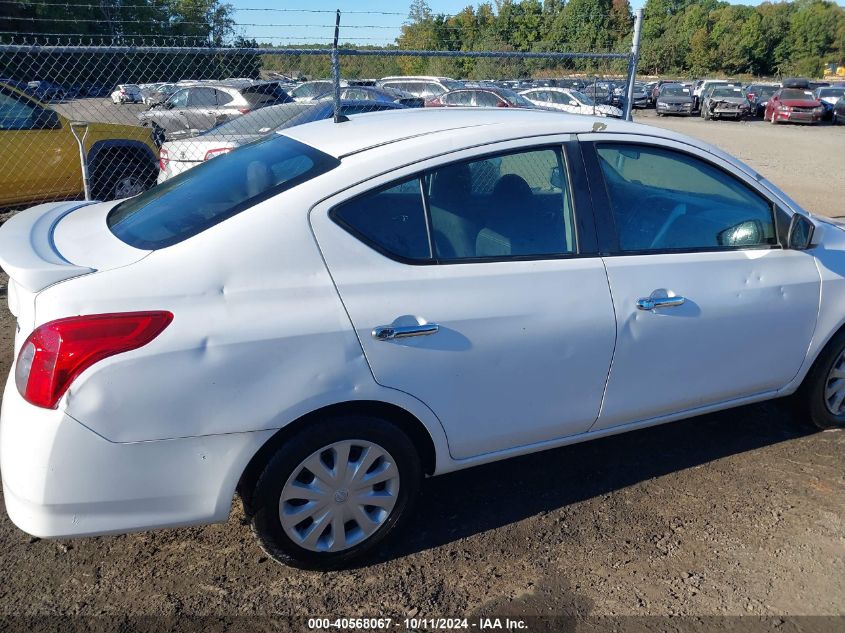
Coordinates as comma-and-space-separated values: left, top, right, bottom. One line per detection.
0, 83, 159, 209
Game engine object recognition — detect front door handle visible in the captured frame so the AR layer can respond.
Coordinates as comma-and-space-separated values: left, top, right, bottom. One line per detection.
372, 323, 439, 341
637, 296, 685, 310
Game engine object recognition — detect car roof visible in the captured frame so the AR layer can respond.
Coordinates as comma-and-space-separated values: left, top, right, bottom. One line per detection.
280, 107, 716, 161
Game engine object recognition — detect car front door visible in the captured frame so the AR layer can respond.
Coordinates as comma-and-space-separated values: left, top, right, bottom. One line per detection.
184, 87, 218, 132
310, 140, 617, 459
0, 88, 78, 205
579, 134, 820, 430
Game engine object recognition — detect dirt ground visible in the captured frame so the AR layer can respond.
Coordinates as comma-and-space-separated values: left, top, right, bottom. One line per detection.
1, 108, 844, 626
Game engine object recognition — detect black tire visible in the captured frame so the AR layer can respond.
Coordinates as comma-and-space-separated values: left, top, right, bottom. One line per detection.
797, 329, 845, 430
91, 159, 156, 201
703, 108, 711, 121
248, 415, 422, 569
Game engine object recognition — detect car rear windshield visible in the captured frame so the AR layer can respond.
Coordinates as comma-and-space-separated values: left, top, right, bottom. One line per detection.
107, 135, 339, 249
204, 102, 316, 136
781, 89, 814, 100
242, 83, 292, 107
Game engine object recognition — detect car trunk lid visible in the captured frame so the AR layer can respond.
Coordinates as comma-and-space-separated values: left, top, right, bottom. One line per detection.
0, 200, 150, 297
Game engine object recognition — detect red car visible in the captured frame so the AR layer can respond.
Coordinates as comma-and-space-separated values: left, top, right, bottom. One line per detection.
426, 87, 536, 108
764, 88, 824, 124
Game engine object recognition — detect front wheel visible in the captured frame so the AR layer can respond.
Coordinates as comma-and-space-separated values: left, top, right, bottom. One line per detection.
248, 416, 422, 569
798, 330, 845, 429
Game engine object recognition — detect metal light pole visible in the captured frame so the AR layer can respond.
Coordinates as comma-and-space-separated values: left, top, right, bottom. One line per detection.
624, 8, 644, 122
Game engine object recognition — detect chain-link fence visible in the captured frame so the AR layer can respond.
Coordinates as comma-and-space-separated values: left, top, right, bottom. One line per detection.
0, 9, 642, 215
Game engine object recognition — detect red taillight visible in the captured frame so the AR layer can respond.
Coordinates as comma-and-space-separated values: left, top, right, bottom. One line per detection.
15, 311, 173, 409
204, 147, 232, 161
159, 147, 169, 171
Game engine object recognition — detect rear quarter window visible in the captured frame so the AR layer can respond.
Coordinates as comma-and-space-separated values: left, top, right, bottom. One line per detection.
107, 135, 339, 249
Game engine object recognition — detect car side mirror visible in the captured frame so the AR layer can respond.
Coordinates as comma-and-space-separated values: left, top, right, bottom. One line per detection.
33, 108, 61, 130
787, 214, 815, 250
717, 219, 764, 247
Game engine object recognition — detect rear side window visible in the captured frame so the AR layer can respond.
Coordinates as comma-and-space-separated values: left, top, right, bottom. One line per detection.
108, 135, 339, 249
333, 178, 430, 260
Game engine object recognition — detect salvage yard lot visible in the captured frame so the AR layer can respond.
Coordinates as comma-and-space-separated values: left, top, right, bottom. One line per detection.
0, 107, 844, 619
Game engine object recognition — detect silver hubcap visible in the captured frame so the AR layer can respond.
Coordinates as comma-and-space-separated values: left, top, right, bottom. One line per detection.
824, 350, 845, 415
113, 175, 145, 198
279, 440, 400, 553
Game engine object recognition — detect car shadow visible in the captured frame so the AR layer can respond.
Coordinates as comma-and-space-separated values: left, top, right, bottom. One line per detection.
366, 400, 817, 566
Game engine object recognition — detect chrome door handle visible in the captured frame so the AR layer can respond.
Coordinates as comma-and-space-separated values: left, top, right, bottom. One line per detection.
372, 323, 439, 341
637, 296, 685, 310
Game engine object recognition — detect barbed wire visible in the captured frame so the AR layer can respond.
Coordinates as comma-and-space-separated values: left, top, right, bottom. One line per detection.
0, 1, 406, 14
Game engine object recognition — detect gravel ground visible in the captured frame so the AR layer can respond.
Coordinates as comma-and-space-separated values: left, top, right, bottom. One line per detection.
1, 106, 844, 624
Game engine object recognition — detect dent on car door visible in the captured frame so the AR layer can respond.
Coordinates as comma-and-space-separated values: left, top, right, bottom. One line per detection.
310, 141, 617, 459
579, 136, 820, 430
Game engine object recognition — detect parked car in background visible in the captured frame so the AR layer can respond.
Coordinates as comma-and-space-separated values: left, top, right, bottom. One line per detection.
0, 82, 158, 208
315, 86, 425, 108
377, 76, 465, 100
655, 83, 694, 116
701, 86, 750, 121
519, 87, 622, 117
833, 96, 845, 125
744, 84, 780, 117
693, 79, 729, 111
2, 108, 839, 572
138, 81, 293, 141
629, 83, 650, 108
650, 79, 679, 105
764, 88, 824, 125
813, 86, 845, 120
25, 80, 67, 102
111, 84, 143, 104
157, 100, 405, 182
141, 83, 179, 107
290, 80, 334, 102
426, 87, 536, 109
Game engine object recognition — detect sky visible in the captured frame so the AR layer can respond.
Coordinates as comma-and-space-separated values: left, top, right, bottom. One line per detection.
227, 0, 769, 46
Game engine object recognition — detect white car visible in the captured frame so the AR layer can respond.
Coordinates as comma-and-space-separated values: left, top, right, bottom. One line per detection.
110, 84, 143, 104
519, 87, 622, 117
1, 109, 842, 570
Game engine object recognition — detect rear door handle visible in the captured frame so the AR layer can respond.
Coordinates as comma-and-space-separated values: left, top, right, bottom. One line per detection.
372, 323, 439, 341
637, 296, 685, 310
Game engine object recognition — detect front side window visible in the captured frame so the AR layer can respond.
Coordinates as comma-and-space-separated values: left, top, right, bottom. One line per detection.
332, 146, 577, 262
474, 91, 502, 107
595, 143, 776, 252
108, 135, 339, 249
168, 89, 189, 108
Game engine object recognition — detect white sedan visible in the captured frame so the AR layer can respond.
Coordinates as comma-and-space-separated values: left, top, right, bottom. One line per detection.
1, 109, 842, 570
520, 86, 623, 117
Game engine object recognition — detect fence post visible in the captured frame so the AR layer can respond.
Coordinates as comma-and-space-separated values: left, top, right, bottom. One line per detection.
332, 9, 341, 123
624, 7, 644, 121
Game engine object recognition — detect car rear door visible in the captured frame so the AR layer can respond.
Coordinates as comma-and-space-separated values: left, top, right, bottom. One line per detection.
578, 134, 820, 430
310, 139, 617, 460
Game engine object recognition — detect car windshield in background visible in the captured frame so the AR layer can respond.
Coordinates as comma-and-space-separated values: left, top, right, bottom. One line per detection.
242, 83, 291, 108
818, 88, 845, 98
571, 90, 595, 106
755, 86, 779, 97
499, 89, 535, 107
442, 80, 465, 91
203, 103, 315, 137
781, 89, 814, 99
662, 85, 690, 96
711, 88, 742, 98
107, 135, 339, 249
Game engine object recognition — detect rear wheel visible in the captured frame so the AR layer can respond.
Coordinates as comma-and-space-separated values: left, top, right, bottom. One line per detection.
91, 158, 156, 200
248, 416, 422, 569
798, 330, 845, 430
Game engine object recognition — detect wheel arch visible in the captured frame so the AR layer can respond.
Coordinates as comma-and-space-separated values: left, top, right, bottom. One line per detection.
87, 140, 157, 173
236, 399, 439, 516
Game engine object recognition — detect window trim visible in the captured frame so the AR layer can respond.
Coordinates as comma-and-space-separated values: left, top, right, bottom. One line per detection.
581, 139, 783, 256
328, 142, 591, 266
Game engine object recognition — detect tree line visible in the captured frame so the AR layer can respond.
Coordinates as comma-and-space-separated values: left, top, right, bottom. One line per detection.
396, 0, 845, 78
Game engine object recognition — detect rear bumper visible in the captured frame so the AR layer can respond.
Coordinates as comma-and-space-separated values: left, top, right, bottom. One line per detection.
1, 376, 274, 538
